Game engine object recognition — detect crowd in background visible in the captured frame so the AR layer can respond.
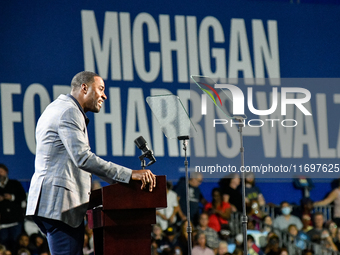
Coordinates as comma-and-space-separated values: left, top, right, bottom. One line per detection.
1, 162, 340, 255
151, 173, 340, 255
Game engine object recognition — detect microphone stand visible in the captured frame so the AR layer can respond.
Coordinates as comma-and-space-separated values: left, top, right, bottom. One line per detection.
235, 117, 248, 255
178, 135, 192, 255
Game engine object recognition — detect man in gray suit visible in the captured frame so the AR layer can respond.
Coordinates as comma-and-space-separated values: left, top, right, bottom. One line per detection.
26, 71, 156, 255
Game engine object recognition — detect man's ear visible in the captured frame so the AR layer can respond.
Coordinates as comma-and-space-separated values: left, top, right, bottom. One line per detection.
81, 83, 88, 94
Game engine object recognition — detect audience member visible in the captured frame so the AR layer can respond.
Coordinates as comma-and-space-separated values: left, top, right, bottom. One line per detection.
262, 215, 273, 233
196, 213, 219, 252
320, 229, 338, 252
287, 223, 308, 250
218, 174, 242, 213
314, 178, 340, 226
325, 220, 338, 243
204, 188, 231, 233
192, 232, 214, 255
307, 212, 326, 243
164, 226, 181, 254
174, 173, 207, 226
157, 182, 179, 230
0, 164, 27, 252
273, 201, 303, 231
152, 223, 171, 254
247, 200, 266, 230
244, 173, 265, 206
14, 234, 32, 255
301, 214, 313, 233
263, 234, 280, 255
288, 224, 298, 240
247, 234, 263, 255
234, 234, 243, 250
177, 221, 195, 255
294, 197, 314, 219
217, 241, 228, 255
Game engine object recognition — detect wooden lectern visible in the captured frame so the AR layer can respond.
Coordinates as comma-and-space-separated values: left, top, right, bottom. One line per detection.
87, 175, 167, 255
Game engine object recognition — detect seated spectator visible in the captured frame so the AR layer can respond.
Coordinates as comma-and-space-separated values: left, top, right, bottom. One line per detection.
263, 234, 280, 255
234, 234, 244, 250
164, 226, 181, 254
204, 188, 231, 233
0, 164, 27, 253
196, 213, 219, 251
247, 234, 263, 255
244, 173, 266, 206
218, 174, 242, 213
29, 233, 48, 255
325, 220, 338, 243
301, 214, 313, 233
152, 223, 171, 254
307, 212, 326, 243
157, 181, 179, 230
14, 234, 33, 255
192, 232, 214, 255
273, 201, 303, 231
320, 229, 338, 252
262, 215, 273, 233
288, 224, 298, 240
287, 224, 309, 250
217, 241, 228, 255
178, 221, 195, 255
247, 200, 266, 230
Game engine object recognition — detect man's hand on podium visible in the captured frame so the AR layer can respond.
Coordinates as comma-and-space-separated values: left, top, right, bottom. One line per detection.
131, 170, 156, 192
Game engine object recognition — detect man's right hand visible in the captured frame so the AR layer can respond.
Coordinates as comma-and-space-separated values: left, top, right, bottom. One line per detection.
131, 169, 156, 192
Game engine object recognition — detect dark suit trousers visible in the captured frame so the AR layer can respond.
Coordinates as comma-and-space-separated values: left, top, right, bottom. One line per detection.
33, 216, 84, 255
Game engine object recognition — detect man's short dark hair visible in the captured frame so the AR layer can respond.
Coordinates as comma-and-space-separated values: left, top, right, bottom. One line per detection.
0, 163, 8, 173
71, 71, 100, 90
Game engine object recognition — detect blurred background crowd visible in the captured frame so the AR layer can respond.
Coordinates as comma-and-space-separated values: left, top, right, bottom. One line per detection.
1, 163, 340, 255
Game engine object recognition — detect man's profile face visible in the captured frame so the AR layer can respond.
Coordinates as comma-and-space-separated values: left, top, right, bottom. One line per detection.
84, 76, 107, 113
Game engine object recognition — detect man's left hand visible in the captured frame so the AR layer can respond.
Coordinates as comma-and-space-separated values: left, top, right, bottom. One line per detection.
131, 169, 156, 192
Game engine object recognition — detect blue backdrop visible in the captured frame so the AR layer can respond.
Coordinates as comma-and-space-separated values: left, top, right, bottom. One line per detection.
1, 0, 340, 204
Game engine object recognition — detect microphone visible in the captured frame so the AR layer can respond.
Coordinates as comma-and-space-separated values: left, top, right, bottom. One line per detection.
134, 136, 156, 166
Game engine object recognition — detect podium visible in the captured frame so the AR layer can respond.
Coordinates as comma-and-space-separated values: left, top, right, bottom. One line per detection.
87, 175, 167, 255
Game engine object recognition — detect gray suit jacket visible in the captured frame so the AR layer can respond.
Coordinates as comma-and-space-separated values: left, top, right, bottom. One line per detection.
26, 94, 132, 228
